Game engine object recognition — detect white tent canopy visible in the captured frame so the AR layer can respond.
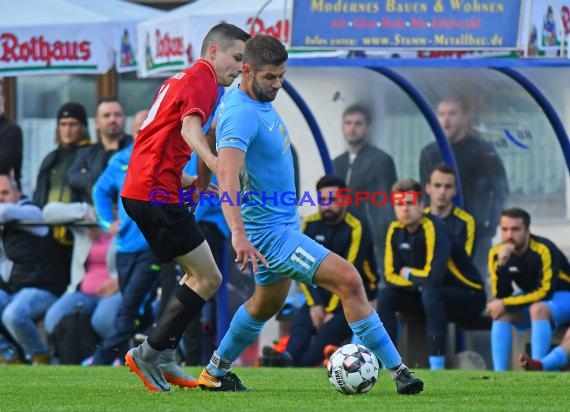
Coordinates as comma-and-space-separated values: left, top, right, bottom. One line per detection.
0, 0, 163, 76
136, 0, 293, 78
67, 0, 163, 73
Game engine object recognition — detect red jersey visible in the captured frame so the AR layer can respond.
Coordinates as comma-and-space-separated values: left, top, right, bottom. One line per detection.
122, 60, 218, 203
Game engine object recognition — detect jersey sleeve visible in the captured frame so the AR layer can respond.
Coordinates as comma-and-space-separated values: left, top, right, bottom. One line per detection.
178, 76, 217, 125
216, 104, 258, 153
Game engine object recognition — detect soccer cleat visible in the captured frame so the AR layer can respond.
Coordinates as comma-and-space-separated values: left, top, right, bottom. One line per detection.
519, 354, 543, 371
394, 368, 424, 395
159, 350, 198, 388
198, 369, 247, 391
125, 347, 170, 393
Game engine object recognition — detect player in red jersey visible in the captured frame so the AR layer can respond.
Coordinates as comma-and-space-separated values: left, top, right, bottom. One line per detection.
122, 23, 251, 393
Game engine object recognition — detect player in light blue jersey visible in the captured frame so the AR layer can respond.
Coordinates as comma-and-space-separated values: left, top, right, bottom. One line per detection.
198, 35, 423, 395
215, 83, 299, 233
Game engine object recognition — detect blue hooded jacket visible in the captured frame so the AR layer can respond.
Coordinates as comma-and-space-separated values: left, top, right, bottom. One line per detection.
93, 143, 148, 253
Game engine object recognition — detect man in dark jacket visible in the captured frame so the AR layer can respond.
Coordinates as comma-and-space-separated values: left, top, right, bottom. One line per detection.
33, 102, 91, 288
68, 97, 132, 202
333, 104, 397, 269
33, 102, 91, 207
419, 97, 509, 281
0, 79, 23, 189
0, 174, 69, 364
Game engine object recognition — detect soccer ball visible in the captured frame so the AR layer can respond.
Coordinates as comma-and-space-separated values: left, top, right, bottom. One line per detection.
327, 344, 379, 395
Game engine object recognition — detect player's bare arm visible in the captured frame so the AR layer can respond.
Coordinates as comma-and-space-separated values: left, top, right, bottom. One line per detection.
181, 114, 217, 182
217, 146, 268, 273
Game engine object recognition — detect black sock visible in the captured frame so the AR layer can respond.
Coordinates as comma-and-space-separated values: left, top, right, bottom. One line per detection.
148, 284, 206, 350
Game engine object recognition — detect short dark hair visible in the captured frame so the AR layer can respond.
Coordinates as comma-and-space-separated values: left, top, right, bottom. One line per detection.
343, 104, 371, 124
437, 95, 469, 114
243, 35, 288, 71
200, 23, 250, 57
97, 96, 122, 107
429, 163, 456, 180
501, 207, 531, 229
392, 178, 422, 194
316, 175, 347, 191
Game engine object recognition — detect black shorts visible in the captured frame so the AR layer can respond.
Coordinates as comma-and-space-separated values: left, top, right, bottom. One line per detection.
121, 197, 205, 263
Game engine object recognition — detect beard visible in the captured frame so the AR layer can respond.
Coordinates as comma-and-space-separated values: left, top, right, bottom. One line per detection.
346, 136, 366, 147
251, 77, 278, 102
321, 210, 340, 223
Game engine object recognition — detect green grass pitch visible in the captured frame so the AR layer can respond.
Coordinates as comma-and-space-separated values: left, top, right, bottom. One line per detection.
1, 366, 568, 411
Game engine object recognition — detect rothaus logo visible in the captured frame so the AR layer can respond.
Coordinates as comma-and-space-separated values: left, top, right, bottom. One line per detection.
154, 29, 184, 60
0, 33, 91, 65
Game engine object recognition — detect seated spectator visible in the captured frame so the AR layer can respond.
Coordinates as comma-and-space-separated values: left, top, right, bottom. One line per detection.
42, 202, 122, 364
520, 325, 570, 371
377, 178, 486, 370
424, 163, 476, 257
0, 174, 68, 364
33, 102, 91, 208
487, 207, 570, 371
271, 175, 378, 366
33, 102, 92, 285
67, 97, 132, 202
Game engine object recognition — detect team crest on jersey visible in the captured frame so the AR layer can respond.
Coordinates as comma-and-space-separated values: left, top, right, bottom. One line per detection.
173, 71, 186, 80
280, 124, 290, 153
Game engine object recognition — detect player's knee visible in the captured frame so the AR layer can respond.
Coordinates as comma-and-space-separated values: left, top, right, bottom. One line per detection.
529, 301, 550, 320
1, 305, 19, 330
494, 312, 512, 322
204, 270, 223, 293
339, 269, 364, 300
250, 302, 282, 321
184, 270, 222, 298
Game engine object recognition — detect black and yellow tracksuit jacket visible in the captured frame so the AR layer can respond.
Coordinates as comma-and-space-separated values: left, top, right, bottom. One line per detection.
384, 214, 483, 290
301, 211, 379, 313
488, 234, 570, 311
424, 206, 476, 256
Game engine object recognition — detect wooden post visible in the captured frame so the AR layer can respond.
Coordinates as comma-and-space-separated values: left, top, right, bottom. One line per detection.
2, 77, 17, 121
96, 67, 118, 100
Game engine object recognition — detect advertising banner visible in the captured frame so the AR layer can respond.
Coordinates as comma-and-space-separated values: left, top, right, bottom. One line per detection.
291, 0, 524, 51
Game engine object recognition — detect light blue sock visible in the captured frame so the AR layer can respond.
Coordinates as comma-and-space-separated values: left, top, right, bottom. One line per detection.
531, 320, 552, 359
541, 346, 569, 371
491, 320, 512, 371
206, 305, 265, 377
429, 355, 445, 370
351, 334, 364, 345
349, 311, 401, 369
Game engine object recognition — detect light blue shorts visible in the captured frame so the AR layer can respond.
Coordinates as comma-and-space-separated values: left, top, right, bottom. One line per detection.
512, 291, 570, 330
248, 224, 330, 286
547, 291, 570, 328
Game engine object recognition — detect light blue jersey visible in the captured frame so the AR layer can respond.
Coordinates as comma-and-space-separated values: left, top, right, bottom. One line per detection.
216, 87, 299, 233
